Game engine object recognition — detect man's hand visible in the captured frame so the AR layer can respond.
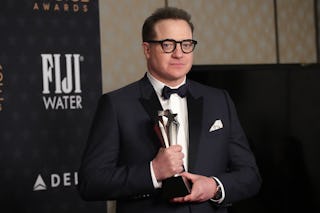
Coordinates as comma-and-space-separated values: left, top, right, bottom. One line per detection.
171, 172, 217, 203
152, 145, 184, 181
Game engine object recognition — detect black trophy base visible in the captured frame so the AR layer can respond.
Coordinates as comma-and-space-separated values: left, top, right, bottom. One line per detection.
162, 175, 191, 199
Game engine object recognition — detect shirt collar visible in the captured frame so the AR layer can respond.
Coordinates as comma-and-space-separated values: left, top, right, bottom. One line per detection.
147, 72, 186, 97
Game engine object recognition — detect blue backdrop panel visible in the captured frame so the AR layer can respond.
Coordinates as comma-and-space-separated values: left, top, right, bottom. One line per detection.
0, 1, 105, 212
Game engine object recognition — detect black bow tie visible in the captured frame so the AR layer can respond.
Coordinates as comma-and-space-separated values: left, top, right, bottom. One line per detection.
162, 84, 188, 100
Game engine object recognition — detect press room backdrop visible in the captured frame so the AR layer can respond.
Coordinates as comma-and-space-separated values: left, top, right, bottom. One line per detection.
0, 0, 105, 212
0, 0, 319, 213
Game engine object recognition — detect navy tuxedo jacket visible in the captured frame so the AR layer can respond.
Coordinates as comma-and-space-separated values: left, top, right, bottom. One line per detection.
78, 74, 261, 213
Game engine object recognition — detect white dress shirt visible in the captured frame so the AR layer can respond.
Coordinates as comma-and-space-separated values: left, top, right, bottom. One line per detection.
147, 72, 189, 188
147, 72, 225, 203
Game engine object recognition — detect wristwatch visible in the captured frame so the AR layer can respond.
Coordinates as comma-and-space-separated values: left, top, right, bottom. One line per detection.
213, 185, 222, 200
210, 178, 222, 202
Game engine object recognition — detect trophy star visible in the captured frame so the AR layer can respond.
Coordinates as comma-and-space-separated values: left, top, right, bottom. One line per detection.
163, 109, 178, 124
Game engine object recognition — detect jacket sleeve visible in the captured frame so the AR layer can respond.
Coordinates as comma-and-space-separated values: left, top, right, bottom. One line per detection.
217, 90, 262, 205
78, 94, 155, 201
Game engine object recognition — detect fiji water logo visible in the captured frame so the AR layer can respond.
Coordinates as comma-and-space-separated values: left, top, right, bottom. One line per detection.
41, 54, 83, 110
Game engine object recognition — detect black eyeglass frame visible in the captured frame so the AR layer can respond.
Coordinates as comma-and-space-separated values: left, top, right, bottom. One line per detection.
145, 39, 198, 54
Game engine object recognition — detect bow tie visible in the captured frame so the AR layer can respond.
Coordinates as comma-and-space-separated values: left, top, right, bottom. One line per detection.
162, 84, 188, 100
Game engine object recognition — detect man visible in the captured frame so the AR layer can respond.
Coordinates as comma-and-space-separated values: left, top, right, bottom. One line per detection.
78, 7, 261, 213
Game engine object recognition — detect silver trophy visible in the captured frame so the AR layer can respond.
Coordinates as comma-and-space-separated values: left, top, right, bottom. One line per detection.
156, 109, 191, 199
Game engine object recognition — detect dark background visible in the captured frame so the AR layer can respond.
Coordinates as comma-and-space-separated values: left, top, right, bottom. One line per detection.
0, 1, 105, 212
189, 64, 320, 213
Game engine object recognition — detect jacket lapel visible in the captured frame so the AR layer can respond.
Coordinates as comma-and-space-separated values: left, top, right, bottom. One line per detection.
138, 74, 163, 122
187, 81, 203, 172
138, 75, 163, 150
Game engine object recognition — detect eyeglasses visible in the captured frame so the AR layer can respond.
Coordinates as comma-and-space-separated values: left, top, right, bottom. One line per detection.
145, 39, 198, 54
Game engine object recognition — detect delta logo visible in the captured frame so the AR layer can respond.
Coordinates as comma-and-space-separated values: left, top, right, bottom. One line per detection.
33, 172, 78, 191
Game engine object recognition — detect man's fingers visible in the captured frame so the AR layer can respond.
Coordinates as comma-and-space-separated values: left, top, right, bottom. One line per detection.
180, 172, 195, 181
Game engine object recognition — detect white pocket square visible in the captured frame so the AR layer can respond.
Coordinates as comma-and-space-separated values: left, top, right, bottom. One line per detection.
209, 119, 223, 132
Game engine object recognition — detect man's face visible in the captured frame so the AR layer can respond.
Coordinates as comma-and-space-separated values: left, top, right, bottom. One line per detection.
143, 19, 194, 87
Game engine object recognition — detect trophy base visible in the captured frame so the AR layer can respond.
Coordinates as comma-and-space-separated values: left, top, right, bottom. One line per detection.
162, 175, 191, 199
